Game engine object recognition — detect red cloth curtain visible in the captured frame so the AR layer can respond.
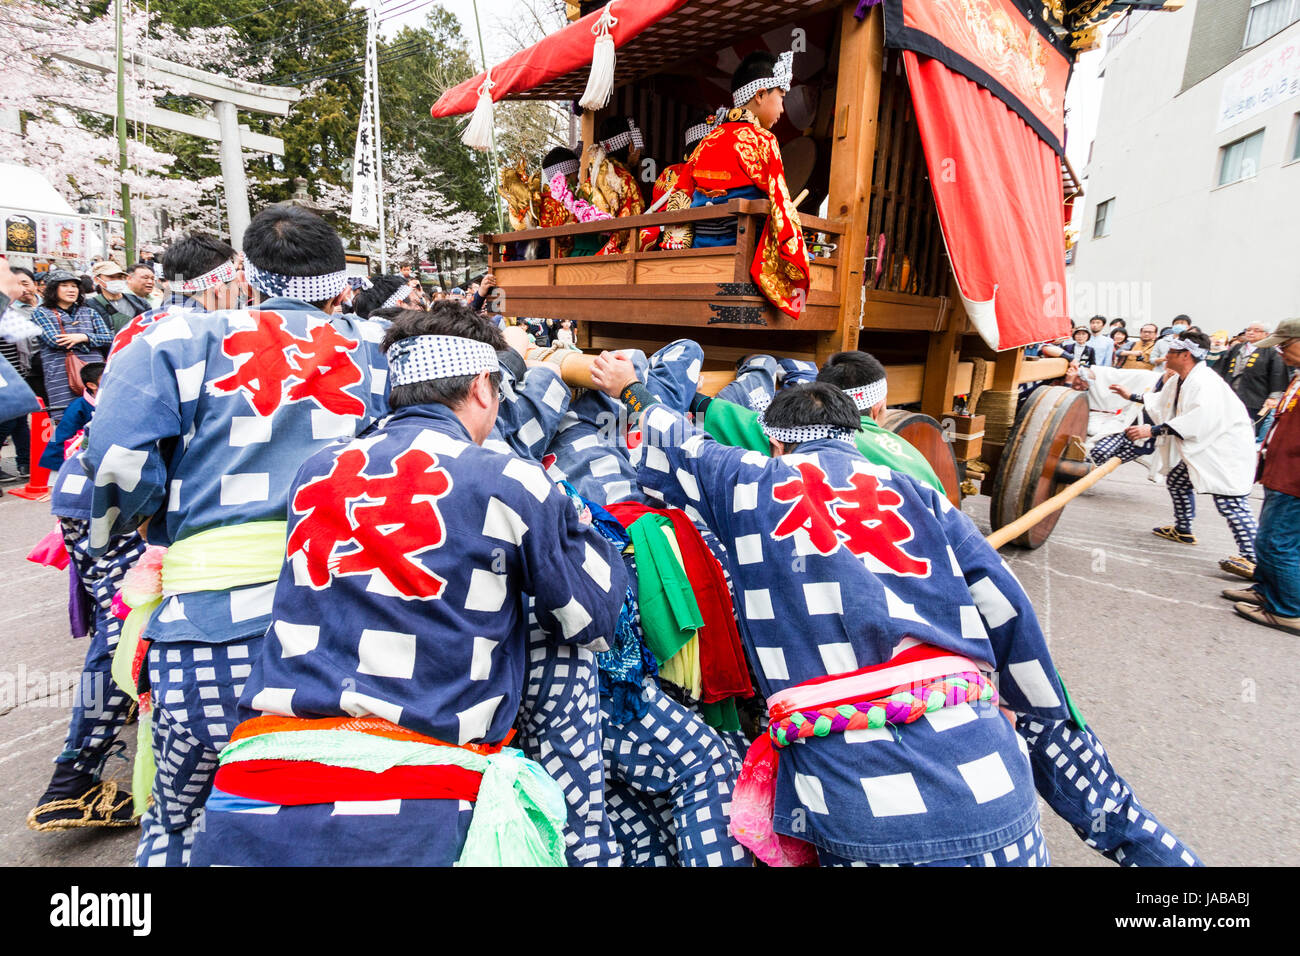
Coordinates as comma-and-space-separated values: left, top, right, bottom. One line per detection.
903, 51, 1069, 350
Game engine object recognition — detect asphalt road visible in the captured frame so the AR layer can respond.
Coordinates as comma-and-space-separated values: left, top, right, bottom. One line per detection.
1, 456, 1293, 867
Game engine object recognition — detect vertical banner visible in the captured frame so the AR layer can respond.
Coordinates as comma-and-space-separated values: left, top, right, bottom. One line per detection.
350, 13, 379, 229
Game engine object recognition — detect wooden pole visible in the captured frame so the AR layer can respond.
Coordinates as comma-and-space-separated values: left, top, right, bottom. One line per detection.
115, 0, 134, 262
986, 457, 1122, 549
823, 3, 885, 360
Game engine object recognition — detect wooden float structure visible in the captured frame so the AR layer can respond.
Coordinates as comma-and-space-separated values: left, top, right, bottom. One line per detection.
433, 0, 1184, 547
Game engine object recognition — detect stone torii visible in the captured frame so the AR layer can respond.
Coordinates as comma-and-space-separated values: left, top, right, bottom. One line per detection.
54, 47, 301, 247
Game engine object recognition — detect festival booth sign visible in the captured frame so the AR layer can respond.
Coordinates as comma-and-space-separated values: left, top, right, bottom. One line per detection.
883, 0, 1072, 351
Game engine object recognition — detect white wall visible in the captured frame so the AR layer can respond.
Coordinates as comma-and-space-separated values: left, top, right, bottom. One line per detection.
1067, 0, 1300, 335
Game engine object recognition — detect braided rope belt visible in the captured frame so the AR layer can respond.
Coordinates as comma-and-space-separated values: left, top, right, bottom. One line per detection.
769, 671, 997, 748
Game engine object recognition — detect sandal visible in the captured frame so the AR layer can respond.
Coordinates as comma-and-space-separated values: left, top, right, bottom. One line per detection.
27, 779, 138, 831
1152, 526, 1197, 545
1219, 555, 1256, 580
1222, 586, 1261, 604
1234, 603, 1300, 636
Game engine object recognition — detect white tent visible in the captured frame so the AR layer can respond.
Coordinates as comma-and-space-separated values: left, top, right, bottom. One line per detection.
0, 162, 76, 215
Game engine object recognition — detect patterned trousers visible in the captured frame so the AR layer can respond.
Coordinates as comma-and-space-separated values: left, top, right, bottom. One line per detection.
135, 636, 261, 867
517, 623, 749, 867
1166, 461, 1257, 559
56, 520, 144, 778
1018, 716, 1202, 866
1088, 431, 1154, 466
1091, 435, 1257, 558
516, 623, 621, 867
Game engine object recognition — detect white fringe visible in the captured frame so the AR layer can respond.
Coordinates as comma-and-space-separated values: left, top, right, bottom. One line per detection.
462, 69, 495, 150
579, 2, 617, 111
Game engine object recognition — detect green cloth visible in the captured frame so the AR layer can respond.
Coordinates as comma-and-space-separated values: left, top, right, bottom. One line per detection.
571, 234, 603, 257
1057, 672, 1089, 730
626, 514, 704, 663
701, 397, 946, 494
699, 698, 741, 733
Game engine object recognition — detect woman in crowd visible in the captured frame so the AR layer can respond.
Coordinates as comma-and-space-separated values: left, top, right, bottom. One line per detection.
1109, 328, 1130, 367
31, 269, 111, 423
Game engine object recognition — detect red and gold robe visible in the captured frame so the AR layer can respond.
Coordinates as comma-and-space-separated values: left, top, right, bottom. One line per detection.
675, 109, 810, 319
580, 157, 645, 256
638, 163, 694, 252
539, 185, 575, 257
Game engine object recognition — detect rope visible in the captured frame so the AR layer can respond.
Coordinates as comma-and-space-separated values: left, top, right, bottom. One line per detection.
769, 671, 996, 748
977, 390, 1018, 446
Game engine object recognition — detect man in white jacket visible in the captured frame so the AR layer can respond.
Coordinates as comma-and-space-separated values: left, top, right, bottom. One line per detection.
1098, 331, 1258, 570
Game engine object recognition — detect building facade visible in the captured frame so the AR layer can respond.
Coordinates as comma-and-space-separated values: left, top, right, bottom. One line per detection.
1068, 0, 1300, 333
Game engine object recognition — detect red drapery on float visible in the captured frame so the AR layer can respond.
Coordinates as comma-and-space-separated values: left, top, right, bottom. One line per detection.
883, 0, 1072, 350
431, 0, 690, 118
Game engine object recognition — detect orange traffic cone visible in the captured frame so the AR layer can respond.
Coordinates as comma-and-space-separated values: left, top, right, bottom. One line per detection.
8, 401, 53, 500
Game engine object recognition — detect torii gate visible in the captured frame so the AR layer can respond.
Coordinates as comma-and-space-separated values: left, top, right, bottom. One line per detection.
54, 48, 301, 247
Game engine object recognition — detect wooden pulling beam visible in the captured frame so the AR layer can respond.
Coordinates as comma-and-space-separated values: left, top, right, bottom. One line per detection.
530, 348, 1070, 408
985, 456, 1122, 550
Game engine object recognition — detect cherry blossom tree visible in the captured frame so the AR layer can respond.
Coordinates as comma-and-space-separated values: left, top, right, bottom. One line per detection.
0, 1, 265, 234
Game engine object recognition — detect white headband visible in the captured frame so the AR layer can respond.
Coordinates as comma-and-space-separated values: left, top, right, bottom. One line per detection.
1166, 339, 1209, 360
684, 122, 712, 148
733, 50, 794, 108
178, 258, 240, 294
844, 379, 887, 412
542, 158, 579, 183
758, 409, 855, 446
600, 119, 642, 153
244, 260, 349, 302
382, 285, 414, 310
386, 335, 500, 388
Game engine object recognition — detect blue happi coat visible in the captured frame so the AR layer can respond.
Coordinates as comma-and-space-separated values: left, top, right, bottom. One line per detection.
84, 299, 390, 645
241, 401, 627, 743
634, 402, 1071, 863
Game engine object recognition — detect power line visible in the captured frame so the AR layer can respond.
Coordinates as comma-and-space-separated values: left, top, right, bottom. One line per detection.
276, 40, 428, 85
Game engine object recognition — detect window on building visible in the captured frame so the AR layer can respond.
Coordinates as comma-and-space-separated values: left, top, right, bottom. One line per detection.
1093, 198, 1113, 238
1219, 130, 1266, 185
1293, 115, 1300, 162
1244, 0, 1300, 48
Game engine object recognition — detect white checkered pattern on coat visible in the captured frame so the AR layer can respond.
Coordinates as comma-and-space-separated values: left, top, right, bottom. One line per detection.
602, 685, 749, 867
57, 519, 145, 776
1017, 715, 1202, 866
516, 611, 622, 867
819, 820, 1048, 867
136, 636, 261, 867
1165, 461, 1257, 558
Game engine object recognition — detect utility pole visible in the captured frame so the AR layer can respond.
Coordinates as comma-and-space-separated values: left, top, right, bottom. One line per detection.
370, 4, 388, 273
115, 0, 135, 262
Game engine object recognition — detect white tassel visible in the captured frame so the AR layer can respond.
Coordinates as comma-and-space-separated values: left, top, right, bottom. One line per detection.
462, 69, 496, 150
579, 2, 618, 111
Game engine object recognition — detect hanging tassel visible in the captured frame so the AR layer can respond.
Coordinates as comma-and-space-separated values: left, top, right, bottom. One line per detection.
579, 2, 618, 111
462, 68, 496, 150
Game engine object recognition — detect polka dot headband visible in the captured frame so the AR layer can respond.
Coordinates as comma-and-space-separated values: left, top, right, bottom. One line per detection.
844, 379, 887, 412
386, 334, 500, 388
244, 260, 349, 302
758, 409, 856, 445
733, 50, 793, 108
178, 258, 240, 294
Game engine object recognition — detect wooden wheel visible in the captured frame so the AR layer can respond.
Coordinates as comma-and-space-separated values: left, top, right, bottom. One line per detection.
879, 409, 961, 508
988, 385, 1091, 549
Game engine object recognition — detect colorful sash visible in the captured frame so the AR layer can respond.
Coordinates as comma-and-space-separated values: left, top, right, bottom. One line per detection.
108, 522, 289, 813
730, 644, 997, 867
213, 716, 568, 868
